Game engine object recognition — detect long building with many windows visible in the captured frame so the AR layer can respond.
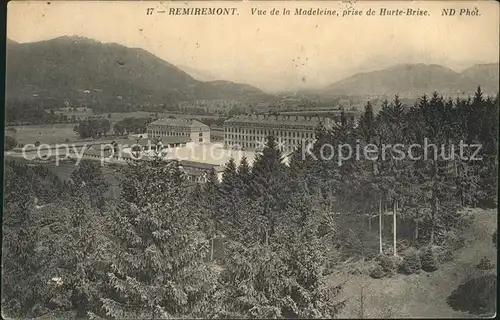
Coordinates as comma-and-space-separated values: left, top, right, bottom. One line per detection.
223, 114, 331, 153
147, 118, 210, 143
223, 109, 361, 153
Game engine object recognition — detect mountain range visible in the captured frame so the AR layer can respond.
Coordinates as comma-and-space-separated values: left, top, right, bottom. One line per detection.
6, 36, 499, 110
6, 36, 270, 107
317, 63, 499, 99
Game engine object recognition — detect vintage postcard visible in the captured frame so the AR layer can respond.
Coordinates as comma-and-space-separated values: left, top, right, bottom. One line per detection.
3, 0, 498, 319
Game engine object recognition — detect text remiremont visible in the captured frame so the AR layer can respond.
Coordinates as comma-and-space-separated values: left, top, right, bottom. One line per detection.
168, 7, 238, 15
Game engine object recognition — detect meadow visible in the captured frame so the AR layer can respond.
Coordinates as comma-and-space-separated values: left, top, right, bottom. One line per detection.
6, 123, 79, 145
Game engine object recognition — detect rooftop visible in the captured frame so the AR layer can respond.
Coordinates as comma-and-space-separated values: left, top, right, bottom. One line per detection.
99, 136, 191, 148
275, 108, 361, 116
225, 114, 330, 127
162, 142, 259, 168
148, 118, 209, 129
178, 160, 224, 172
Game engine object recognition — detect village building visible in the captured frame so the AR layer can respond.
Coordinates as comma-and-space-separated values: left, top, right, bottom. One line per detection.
223, 109, 361, 153
223, 114, 328, 153
178, 160, 224, 183
147, 118, 210, 143
114, 136, 192, 153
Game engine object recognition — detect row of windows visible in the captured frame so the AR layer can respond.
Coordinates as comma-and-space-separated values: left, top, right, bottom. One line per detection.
226, 141, 300, 150
225, 135, 312, 143
149, 126, 190, 132
225, 127, 315, 135
186, 174, 207, 183
224, 131, 314, 140
225, 138, 307, 147
131, 143, 187, 151
148, 131, 191, 137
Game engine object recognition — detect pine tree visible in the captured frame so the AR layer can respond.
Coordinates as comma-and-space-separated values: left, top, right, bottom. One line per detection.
218, 158, 247, 242
358, 101, 376, 144
249, 135, 287, 245
100, 159, 216, 318
199, 168, 221, 261
70, 160, 109, 209
220, 158, 239, 200
236, 156, 252, 195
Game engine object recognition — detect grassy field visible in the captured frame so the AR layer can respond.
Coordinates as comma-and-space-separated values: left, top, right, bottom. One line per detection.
6, 123, 79, 145
329, 208, 497, 318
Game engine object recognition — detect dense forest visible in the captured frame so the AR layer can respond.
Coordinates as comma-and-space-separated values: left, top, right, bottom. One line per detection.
2, 88, 498, 319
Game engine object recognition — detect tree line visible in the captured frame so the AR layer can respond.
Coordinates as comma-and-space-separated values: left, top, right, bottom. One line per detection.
5, 100, 68, 125
72, 117, 155, 139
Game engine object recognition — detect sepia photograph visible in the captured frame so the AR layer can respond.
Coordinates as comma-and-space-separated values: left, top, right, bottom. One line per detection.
2, 0, 499, 318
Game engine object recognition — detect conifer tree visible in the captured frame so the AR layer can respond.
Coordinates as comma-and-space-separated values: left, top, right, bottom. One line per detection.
199, 168, 221, 261
358, 101, 376, 144
100, 159, 216, 318
236, 156, 252, 195
220, 158, 239, 201
70, 160, 109, 209
249, 135, 287, 245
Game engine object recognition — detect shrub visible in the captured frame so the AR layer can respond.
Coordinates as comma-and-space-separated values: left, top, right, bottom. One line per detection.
441, 230, 466, 251
432, 246, 454, 264
369, 265, 385, 279
477, 256, 494, 270
420, 246, 439, 272
341, 258, 375, 276
373, 254, 399, 277
399, 248, 422, 275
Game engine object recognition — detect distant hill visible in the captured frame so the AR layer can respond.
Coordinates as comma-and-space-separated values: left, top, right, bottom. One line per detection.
459, 63, 499, 94
7, 39, 19, 46
5, 36, 271, 111
320, 63, 499, 99
177, 65, 218, 82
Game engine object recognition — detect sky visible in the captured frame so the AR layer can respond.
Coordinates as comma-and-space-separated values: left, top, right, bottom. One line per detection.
7, 0, 500, 92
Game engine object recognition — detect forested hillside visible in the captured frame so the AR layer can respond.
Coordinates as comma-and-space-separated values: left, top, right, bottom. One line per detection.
6, 36, 270, 114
